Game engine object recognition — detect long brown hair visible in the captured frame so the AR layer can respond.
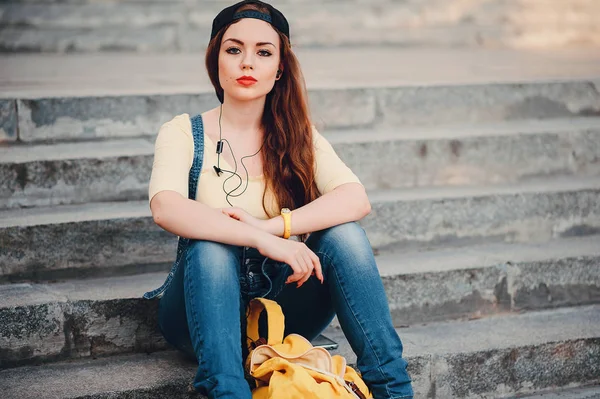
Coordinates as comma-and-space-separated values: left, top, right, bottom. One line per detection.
205, 2, 319, 220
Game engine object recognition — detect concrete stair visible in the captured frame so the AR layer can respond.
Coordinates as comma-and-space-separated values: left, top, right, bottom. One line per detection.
1, 235, 599, 370
1, 0, 599, 52
0, 304, 598, 398
2, 118, 600, 209
1, 46, 600, 398
1, 176, 599, 282
3, 79, 600, 144
517, 385, 600, 398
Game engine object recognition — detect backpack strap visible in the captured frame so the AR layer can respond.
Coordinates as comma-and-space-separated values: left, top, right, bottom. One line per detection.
142, 114, 204, 300
247, 298, 286, 350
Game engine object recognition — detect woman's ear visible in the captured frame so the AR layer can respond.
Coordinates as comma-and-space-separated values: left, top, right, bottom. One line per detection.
276, 64, 284, 80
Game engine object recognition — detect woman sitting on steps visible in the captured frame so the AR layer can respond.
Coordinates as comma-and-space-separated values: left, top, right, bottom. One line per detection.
144, 1, 414, 398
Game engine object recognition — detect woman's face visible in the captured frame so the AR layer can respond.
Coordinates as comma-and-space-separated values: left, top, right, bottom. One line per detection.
218, 17, 282, 103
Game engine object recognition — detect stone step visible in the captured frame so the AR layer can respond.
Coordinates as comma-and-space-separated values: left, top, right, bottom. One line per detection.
1, 235, 598, 367
0, 304, 598, 398
1, 57, 599, 142
4, 80, 600, 144
325, 304, 600, 398
0, 137, 155, 209
516, 385, 600, 398
1, 0, 599, 52
2, 117, 600, 209
3, 48, 600, 100
1, 176, 598, 281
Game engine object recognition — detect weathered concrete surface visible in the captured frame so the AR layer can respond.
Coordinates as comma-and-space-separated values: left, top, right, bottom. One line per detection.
0, 351, 202, 399
1, 177, 599, 279
2, 0, 600, 52
327, 118, 600, 190
3, 118, 600, 209
0, 305, 598, 398
10, 81, 600, 142
375, 81, 600, 128
515, 384, 600, 398
0, 138, 154, 209
327, 305, 600, 398
342, 235, 600, 326
2, 48, 600, 99
15, 94, 218, 142
1, 236, 598, 366
382, 252, 600, 326
0, 277, 167, 369
364, 176, 600, 250
430, 339, 600, 398
0, 26, 179, 53
0, 100, 17, 143
0, 201, 176, 280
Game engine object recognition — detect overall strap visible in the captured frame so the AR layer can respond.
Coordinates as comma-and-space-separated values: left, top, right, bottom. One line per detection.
142, 114, 205, 300
188, 114, 205, 199
171, 115, 204, 272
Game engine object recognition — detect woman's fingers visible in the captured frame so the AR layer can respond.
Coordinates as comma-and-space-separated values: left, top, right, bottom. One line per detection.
262, 240, 321, 287
310, 251, 324, 283
295, 251, 313, 287
286, 250, 309, 285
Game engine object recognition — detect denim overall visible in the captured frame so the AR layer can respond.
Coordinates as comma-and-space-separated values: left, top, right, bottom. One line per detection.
143, 114, 205, 300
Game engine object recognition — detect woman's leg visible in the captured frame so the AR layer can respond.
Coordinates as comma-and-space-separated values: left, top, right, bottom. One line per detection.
157, 240, 251, 399
278, 222, 414, 399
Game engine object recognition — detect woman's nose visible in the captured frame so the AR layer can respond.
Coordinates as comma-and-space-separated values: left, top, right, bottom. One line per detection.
241, 54, 254, 71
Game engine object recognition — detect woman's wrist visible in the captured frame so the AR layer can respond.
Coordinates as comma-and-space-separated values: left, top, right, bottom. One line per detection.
266, 216, 285, 236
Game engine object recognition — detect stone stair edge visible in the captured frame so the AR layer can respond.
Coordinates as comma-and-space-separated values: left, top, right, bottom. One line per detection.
0, 304, 598, 399
3, 77, 600, 101
512, 384, 600, 399
3, 77, 599, 143
3, 116, 600, 164
375, 235, 600, 276
1, 234, 598, 308
1, 175, 599, 228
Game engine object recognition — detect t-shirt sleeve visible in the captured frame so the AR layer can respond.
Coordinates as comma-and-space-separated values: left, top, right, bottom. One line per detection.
313, 126, 362, 195
148, 114, 194, 203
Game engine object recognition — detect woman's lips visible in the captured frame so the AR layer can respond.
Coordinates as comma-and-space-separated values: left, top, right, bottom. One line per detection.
236, 76, 257, 86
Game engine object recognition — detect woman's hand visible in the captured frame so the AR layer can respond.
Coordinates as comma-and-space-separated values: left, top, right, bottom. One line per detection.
255, 234, 323, 288
221, 207, 283, 236
221, 207, 269, 230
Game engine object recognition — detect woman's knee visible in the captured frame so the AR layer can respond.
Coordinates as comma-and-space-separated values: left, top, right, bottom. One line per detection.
185, 240, 241, 283
309, 222, 372, 259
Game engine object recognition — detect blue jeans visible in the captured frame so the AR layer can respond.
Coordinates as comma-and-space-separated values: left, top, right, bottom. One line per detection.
157, 222, 414, 399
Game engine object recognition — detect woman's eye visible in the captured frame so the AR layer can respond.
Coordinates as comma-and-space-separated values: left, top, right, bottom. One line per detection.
225, 47, 241, 54
258, 50, 272, 57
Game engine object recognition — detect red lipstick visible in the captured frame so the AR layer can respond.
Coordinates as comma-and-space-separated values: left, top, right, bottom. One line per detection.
236, 76, 257, 86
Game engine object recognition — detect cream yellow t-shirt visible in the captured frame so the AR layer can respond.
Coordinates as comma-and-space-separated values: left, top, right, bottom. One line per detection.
148, 113, 361, 219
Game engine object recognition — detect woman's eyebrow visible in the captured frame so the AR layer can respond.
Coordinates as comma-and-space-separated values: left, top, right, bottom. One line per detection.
223, 38, 276, 47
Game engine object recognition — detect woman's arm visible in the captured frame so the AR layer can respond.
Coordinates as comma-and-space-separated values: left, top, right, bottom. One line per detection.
223, 182, 370, 237
266, 182, 371, 236
151, 190, 324, 286
151, 190, 271, 247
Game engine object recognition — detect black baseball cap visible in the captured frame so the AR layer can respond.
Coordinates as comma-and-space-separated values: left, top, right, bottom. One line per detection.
210, 1, 290, 41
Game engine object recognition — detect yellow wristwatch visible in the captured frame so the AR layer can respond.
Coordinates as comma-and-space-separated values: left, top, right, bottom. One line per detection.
281, 208, 292, 239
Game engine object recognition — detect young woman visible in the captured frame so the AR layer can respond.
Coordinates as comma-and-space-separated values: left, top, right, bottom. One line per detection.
145, 1, 414, 398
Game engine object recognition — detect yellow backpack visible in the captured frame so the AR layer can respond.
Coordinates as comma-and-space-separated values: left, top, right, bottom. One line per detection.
245, 298, 372, 399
